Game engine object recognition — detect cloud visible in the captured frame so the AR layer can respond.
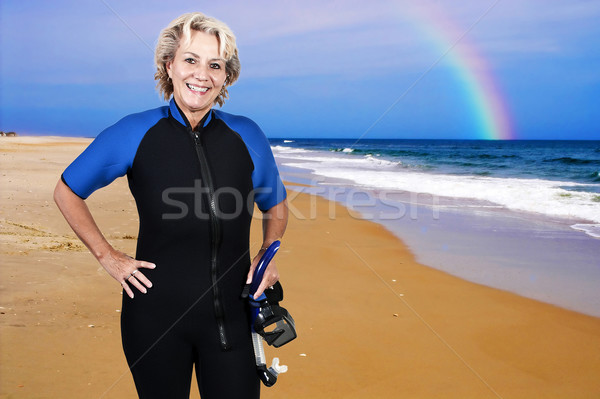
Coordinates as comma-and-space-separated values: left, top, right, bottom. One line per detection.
452, 0, 600, 56
1, 0, 599, 138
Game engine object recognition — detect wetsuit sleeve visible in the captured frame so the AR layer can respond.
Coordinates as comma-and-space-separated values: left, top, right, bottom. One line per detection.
61, 109, 164, 199
214, 111, 287, 211
249, 128, 287, 212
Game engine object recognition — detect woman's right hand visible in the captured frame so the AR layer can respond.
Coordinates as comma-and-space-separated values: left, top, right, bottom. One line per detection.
99, 249, 156, 299
54, 179, 156, 299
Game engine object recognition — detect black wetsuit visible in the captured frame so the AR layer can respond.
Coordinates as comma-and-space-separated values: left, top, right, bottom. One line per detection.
62, 99, 287, 398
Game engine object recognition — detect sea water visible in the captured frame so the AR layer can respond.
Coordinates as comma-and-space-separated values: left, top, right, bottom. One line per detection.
270, 139, 600, 316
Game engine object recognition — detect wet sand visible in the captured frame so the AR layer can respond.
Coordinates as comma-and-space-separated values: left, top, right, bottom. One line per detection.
1, 136, 599, 398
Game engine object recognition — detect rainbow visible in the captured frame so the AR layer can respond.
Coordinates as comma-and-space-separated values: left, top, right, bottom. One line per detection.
404, 4, 515, 140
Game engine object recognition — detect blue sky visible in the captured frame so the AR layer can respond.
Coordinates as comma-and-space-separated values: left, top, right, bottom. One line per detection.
1, 0, 599, 139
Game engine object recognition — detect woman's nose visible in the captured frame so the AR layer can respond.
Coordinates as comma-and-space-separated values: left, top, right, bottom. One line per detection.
192, 63, 209, 80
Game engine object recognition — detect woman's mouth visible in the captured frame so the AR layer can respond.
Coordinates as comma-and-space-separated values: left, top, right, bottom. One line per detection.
186, 83, 209, 93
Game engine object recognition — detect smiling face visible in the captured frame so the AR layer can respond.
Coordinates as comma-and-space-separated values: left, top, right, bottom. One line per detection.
166, 30, 227, 129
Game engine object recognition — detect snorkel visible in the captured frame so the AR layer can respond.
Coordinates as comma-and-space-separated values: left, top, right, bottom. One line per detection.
244, 240, 297, 387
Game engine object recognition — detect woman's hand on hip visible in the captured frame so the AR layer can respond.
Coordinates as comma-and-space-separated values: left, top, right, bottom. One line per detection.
54, 179, 155, 299
99, 249, 156, 299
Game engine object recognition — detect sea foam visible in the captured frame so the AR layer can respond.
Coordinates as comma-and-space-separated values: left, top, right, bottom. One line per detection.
273, 146, 600, 226
571, 224, 600, 239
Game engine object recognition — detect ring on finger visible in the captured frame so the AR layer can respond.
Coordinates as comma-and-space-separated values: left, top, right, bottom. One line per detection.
127, 270, 138, 280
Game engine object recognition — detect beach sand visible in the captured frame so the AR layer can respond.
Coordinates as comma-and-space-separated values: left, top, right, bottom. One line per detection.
1, 136, 599, 398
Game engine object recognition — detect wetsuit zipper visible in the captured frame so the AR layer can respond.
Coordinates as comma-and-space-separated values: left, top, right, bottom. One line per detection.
189, 127, 231, 351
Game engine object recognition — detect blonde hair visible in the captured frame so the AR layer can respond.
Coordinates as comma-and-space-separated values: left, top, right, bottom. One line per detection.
154, 12, 241, 106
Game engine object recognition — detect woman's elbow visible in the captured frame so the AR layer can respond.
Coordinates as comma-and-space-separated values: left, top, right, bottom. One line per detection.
267, 199, 288, 222
54, 178, 74, 208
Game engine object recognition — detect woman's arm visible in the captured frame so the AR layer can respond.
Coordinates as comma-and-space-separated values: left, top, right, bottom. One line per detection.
53, 179, 155, 298
247, 199, 289, 298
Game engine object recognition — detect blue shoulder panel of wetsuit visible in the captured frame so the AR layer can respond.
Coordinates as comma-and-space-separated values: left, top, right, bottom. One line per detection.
62, 106, 169, 199
213, 110, 287, 212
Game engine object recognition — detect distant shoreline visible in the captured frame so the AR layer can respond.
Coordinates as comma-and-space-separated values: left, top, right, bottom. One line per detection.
7, 133, 600, 141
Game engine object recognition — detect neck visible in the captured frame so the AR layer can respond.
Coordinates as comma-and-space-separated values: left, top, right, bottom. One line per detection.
187, 109, 210, 130
171, 100, 211, 130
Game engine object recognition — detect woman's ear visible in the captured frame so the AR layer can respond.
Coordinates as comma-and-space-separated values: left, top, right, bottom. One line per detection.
166, 61, 172, 77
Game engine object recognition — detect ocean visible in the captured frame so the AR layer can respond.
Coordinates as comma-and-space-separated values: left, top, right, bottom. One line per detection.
270, 139, 600, 316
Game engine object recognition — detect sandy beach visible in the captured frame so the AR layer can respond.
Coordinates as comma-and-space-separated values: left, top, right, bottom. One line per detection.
1, 136, 600, 398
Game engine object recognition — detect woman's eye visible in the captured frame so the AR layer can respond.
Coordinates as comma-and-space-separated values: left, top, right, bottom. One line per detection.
210, 63, 222, 69
185, 58, 196, 64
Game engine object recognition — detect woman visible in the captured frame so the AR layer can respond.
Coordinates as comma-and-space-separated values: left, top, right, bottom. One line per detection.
54, 12, 288, 399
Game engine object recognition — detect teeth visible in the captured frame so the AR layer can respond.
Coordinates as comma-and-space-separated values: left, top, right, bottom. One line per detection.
186, 83, 208, 93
